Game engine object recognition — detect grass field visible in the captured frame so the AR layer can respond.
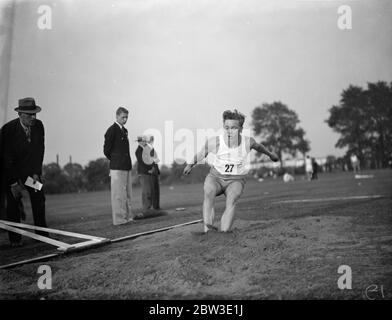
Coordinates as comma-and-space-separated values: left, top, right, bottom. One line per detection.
0, 169, 391, 299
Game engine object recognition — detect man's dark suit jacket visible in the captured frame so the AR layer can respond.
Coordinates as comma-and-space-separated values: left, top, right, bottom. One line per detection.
104, 123, 132, 170
0, 127, 6, 218
1, 118, 45, 185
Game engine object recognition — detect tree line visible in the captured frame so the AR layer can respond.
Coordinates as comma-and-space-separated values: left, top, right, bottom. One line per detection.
325, 81, 392, 168
42, 159, 212, 194
34, 80, 392, 194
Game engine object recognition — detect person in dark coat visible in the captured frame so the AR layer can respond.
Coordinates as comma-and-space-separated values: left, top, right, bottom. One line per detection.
1, 97, 48, 247
103, 107, 134, 225
148, 135, 161, 210
311, 157, 319, 180
0, 126, 6, 220
135, 135, 153, 211
0, 128, 26, 222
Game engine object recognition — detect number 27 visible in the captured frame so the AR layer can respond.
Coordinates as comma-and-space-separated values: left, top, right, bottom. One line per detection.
225, 164, 234, 172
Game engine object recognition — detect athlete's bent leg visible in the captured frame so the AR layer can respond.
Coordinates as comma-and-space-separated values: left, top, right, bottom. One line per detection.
221, 181, 244, 232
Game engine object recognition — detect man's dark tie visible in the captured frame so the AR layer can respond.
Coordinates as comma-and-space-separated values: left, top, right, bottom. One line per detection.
24, 127, 31, 142
122, 127, 128, 136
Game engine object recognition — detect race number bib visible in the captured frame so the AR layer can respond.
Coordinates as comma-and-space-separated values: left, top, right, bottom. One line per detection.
223, 163, 238, 174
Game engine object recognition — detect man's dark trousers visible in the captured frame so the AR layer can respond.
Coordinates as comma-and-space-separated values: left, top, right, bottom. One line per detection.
139, 174, 152, 210
151, 173, 160, 210
6, 184, 48, 243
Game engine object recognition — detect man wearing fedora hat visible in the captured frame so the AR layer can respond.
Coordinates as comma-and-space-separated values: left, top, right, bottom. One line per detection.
0, 97, 48, 247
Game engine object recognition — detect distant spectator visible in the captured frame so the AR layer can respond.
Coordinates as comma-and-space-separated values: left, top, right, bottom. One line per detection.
311, 157, 318, 180
350, 153, 360, 174
283, 172, 294, 183
305, 155, 313, 181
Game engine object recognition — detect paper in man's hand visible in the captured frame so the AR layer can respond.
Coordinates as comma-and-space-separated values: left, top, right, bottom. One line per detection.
25, 176, 43, 191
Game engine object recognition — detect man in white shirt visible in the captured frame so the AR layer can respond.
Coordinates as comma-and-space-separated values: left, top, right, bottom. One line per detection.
350, 153, 360, 174
305, 155, 313, 181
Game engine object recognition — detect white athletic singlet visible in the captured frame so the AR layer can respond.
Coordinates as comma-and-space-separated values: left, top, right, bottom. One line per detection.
211, 135, 251, 179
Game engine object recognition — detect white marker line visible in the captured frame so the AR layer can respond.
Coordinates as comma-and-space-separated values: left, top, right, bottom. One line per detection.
0, 254, 62, 270
0, 220, 107, 241
273, 195, 385, 204
0, 219, 203, 269
111, 219, 202, 243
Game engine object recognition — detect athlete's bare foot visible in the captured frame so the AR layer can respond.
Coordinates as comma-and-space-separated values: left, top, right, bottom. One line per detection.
205, 223, 218, 231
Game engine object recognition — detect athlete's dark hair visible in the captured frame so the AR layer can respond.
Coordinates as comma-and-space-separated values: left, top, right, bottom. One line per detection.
116, 107, 129, 115
222, 109, 245, 127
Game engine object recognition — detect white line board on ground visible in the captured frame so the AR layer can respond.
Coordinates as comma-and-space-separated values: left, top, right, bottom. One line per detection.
0, 223, 75, 249
0, 220, 107, 240
273, 195, 384, 204
0, 219, 203, 269
0, 220, 109, 252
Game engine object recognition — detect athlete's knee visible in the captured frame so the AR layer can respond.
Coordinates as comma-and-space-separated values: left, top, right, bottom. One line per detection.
204, 187, 216, 200
226, 195, 239, 207
225, 186, 243, 205
203, 182, 217, 197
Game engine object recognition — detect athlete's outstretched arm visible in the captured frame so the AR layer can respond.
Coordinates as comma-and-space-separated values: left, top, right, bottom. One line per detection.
183, 137, 217, 175
250, 137, 279, 162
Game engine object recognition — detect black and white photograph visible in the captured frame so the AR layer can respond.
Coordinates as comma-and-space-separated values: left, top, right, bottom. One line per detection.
0, 0, 391, 305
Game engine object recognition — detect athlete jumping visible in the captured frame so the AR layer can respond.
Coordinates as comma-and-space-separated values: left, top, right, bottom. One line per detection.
183, 109, 279, 233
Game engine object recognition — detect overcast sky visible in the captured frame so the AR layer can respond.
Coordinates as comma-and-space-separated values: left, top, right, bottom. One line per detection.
4, 0, 392, 165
